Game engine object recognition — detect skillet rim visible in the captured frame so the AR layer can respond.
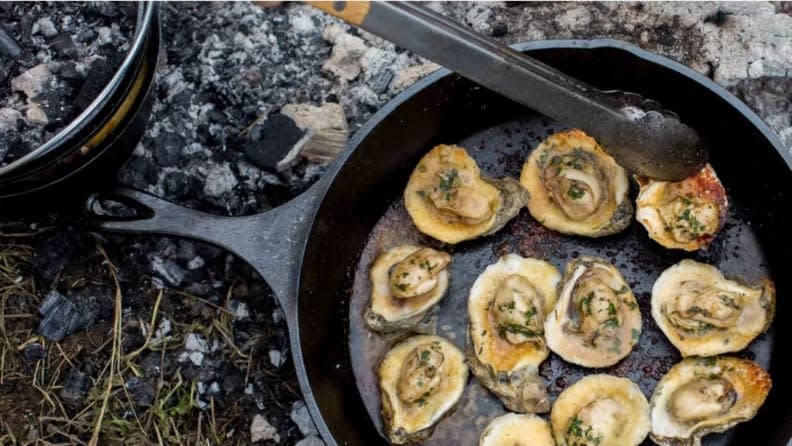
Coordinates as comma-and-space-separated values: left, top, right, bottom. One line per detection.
298, 38, 791, 446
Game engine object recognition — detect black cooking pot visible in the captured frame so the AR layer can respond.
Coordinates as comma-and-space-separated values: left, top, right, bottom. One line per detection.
90, 40, 792, 445
0, 2, 160, 211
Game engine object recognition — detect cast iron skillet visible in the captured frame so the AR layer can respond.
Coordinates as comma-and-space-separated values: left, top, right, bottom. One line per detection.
89, 40, 792, 446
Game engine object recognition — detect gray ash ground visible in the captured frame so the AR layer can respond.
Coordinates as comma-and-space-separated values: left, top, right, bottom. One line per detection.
0, 2, 136, 165
0, 2, 790, 445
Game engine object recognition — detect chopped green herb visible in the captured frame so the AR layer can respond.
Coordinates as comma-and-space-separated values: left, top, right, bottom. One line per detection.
616, 286, 629, 294
718, 294, 740, 309
632, 328, 641, 341
626, 300, 638, 310
580, 292, 595, 315
567, 185, 585, 200
394, 283, 408, 292
438, 168, 459, 192
607, 302, 617, 316
602, 318, 620, 329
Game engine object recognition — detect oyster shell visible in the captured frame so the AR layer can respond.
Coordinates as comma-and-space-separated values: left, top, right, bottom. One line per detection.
405, 144, 528, 244
650, 357, 771, 446
551, 374, 650, 446
635, 164, 728, 251
365, 245, 451, 333
545, 256, 641, 368
479, 413, 555, 446
379, 335, 468, 444
520, 129, 632, 237
467, 254, 561, 413
651, 259, 775, 357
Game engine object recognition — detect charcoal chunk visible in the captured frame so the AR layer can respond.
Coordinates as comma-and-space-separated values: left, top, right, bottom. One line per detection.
244, 114, 305, 171
60, 369, 91, 405
37, 290, 97, 341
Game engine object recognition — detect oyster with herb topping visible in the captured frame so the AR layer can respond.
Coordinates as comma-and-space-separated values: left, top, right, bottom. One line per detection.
479, 413, 555, 446
635, 164, 728, 251
378, 335, 468, 444
405, 144, 528, 244
544, 256, 641, 368
520, 130, 632, 237
551, 374, 650, 446
651, 259, 775, 357
650, 357, 771, 446
467, 254, 561, 413
365, 245, 452, 333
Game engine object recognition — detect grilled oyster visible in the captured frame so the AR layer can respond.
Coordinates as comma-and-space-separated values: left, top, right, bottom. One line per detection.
379, 335, 468, 444
651, 259, 775, 357
520, 129, 632, 237
650, 357, 771, 446
467, 254, 561, 413
479, 413, 555, 446
365, 245, 452, 333
635, 164, 728, 251
551, 375, 650, 446
545, 256, 641, 368
405, 144, 528, 244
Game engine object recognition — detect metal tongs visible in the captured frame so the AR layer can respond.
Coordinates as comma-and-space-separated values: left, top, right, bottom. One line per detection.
309, 1, 707, 181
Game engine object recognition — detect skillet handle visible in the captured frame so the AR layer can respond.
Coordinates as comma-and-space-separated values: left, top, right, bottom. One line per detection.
86, 186, 321, 318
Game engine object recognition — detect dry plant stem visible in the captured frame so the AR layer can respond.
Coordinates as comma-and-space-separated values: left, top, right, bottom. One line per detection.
88, 245, 123, 446
126, 289, 164, 362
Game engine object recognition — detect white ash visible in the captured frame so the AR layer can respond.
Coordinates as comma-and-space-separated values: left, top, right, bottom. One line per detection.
185, 333, 210, 353
251, 414, 281, 443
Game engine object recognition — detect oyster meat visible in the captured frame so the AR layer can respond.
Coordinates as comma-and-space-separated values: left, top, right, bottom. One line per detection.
544, 257, 641, 368
405, 144, 528, 244
650, 357, 771, 446
651, 259, 775, 357
467, 254, 561, 413
366, 245, 452, 333
378, 335, 468, 444
479, 413, 555, 446
551, 374, 650, 446
635, 164, 728, 251
520, 129, 632, 237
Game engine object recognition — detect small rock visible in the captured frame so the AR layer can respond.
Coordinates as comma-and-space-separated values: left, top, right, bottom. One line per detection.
23, 342, 45, 361
0, 108, 23, 134
207, 381, 221, 396
228, 300, 250, 321
188, 351, 204, 366
96, 26, 112, 45
11, 64, 52, 98
60, 369, 91, 405
203, 163, 239, 197
245, 114, 306, 171
251, 414, 281, 443
322, 26, 368, 81
296, 436, 325, 446
281, 103, 348, 164
187, 256, 205, 270
154, 319, 171, 341
185, 333, 209, 353
269, 349, 282, 368
150, 256, 188, 287
25, 102, 48, 126
33, 18, 57, 38
51, 33, 79, 59
74, 59, 114, 110
125, 377, 155, 407
37, 290, 96, 341
291, 401, 319, 436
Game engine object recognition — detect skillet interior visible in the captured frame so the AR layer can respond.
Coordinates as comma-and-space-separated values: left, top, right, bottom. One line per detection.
298, 42, 792, 445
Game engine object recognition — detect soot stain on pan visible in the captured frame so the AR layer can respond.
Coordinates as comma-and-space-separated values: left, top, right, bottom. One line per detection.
347, 115, 773, 446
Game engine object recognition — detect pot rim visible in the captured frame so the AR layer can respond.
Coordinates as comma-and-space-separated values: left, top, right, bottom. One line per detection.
0, 1, 157, 177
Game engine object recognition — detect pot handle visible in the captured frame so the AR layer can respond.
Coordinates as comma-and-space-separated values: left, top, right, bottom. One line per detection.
86, 185, 323, 318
